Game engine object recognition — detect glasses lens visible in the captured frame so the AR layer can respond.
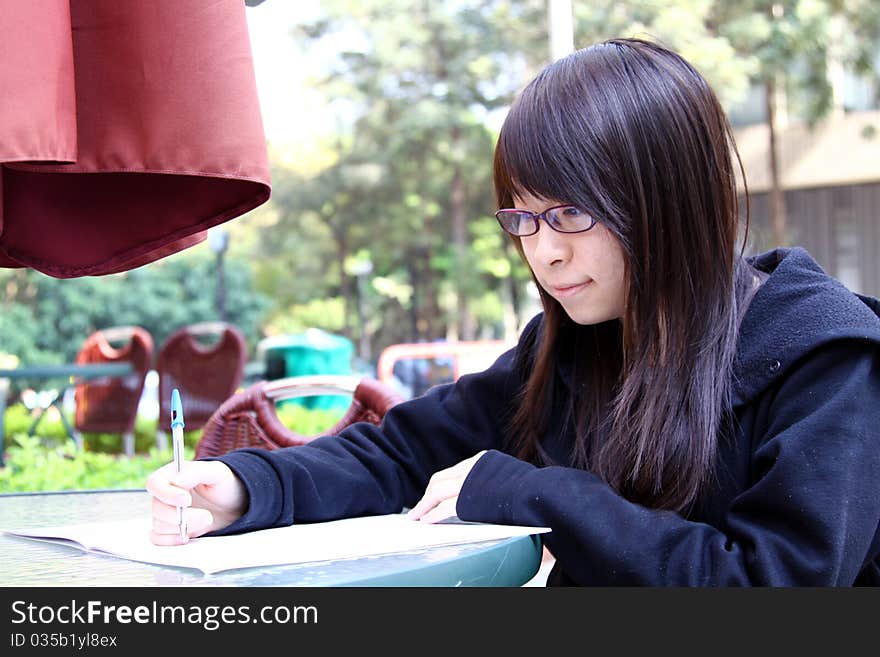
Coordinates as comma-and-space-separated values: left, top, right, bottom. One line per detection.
546, 206, 595, 232
495, 211, 536, 236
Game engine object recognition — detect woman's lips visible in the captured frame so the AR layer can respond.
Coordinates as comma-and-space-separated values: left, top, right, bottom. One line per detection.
550, 280, 592, 298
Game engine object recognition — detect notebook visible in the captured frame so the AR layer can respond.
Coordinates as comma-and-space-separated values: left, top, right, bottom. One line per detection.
3, 514, 550, 575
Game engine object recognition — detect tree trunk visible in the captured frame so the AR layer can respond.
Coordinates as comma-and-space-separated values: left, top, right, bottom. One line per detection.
332, 226, 353, 340
765, 77, 788, 246
414, 146, 443, 340
407, 255, 420, 343
420, 238, 443, 339
353, 274, 370, 360
450, 137, 474, 340
411, 232, 442, 341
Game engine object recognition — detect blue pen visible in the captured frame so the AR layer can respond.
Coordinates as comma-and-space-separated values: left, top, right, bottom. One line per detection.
171, 389, 186, 541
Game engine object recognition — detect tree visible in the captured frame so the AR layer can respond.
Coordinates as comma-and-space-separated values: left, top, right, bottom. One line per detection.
0, 250, 271, 386
250, 0, 880, 353
268, 0, 548, 345
711, 0, 880, 245
568, 1, 880, 246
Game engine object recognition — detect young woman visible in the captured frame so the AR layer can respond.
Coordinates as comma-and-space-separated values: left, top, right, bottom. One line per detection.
147, 38, 880, 585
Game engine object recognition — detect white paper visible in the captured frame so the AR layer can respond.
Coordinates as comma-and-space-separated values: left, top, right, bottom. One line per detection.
3, 515, 550, 574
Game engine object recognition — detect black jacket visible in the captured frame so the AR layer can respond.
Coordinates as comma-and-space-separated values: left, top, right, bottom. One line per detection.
216, 247, 880, 585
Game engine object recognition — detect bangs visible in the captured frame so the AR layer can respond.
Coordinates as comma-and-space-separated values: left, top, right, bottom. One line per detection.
494, 95, 599, 213
494, 99, 566, 206
493, 51, 623, 222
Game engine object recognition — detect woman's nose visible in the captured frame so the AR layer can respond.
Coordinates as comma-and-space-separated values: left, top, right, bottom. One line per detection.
532, 224, 571, 266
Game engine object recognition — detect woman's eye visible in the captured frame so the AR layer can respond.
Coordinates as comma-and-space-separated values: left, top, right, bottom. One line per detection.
561, 206, 582, 217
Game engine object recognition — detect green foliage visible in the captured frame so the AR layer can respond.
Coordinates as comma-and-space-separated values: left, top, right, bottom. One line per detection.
0, 404, 345, 493
566, 0, 880, 124
2, 403, 201, 455
3, 403, 70, 443
468, 290, 507, 328
249, 0, 880, 353
251, 0, 550, 349
6, 0, 872, 377
0, 305, 57, 365
710, 0, 880, 122
275, 403, 346, 436
268, 297, 347, 335
0, 247, 271, 378
0, 435, 177, 493
574, 0, 757, 109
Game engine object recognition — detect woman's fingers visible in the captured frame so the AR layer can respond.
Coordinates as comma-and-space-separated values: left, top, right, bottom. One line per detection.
407, 476, 460, 520
171, 459, 236, 489
150, 508, 214, 536
150, 500, 215, 544
147, 460, 246, 545
414, 497, 458, 524
150, 496, 213, 530
407, 451, 487, 521
145, 462, 186, 507
149, 529, 185, 547
146, 460, 231, 506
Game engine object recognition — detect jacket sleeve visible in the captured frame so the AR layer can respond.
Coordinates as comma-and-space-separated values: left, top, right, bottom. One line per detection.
457, 340, 880, 585
206, 320, 538, 535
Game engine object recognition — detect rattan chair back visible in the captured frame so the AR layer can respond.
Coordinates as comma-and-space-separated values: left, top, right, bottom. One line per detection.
73, 326, 153, 434
157, 322, 248, 432
194, 375, 403, 458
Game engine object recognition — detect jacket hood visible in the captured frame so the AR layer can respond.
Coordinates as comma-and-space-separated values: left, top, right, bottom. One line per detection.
733, 247, 880, 406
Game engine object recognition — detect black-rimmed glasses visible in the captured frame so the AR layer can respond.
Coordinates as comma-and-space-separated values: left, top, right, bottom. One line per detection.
494, 205, 598, 237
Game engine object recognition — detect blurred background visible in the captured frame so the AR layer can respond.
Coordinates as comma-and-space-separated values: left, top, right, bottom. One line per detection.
2, 0, 879, 489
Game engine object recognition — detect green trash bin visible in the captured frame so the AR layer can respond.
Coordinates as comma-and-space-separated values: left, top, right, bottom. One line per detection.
261, 329, 354, 411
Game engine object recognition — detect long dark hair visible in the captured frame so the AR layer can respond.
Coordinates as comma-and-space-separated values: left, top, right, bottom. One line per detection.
496, 38, 754, 512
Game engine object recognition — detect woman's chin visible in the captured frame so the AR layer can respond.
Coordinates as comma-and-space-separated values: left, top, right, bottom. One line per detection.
562, 305, 621, 326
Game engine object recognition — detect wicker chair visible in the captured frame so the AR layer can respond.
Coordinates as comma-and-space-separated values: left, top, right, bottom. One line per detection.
194, 375, 404, 459
156, 322, 248, 446
74, 326, 154, 456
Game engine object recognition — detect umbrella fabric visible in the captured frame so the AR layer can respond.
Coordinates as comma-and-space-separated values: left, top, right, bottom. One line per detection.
0, 0, 271, 278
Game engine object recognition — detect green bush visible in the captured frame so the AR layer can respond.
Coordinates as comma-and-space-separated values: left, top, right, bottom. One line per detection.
2, 402, 199, 455
0, 404, 346, 493
0, 253, 271, 378
3, 403, 70, 443
0, 435, 179, 493
275, 403, 346, 436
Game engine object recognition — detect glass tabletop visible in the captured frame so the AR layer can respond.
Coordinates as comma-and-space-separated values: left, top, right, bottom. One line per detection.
0, 490, 542, 587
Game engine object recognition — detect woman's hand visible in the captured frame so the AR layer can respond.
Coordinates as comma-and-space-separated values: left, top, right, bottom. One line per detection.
407, 451, 486, 523
146, 460, 248, 545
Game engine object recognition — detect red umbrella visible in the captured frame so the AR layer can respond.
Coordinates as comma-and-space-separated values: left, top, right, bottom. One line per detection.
0, 0, 270, 278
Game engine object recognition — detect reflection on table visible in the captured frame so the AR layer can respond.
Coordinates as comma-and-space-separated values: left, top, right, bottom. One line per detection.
0, 490, 543, 587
